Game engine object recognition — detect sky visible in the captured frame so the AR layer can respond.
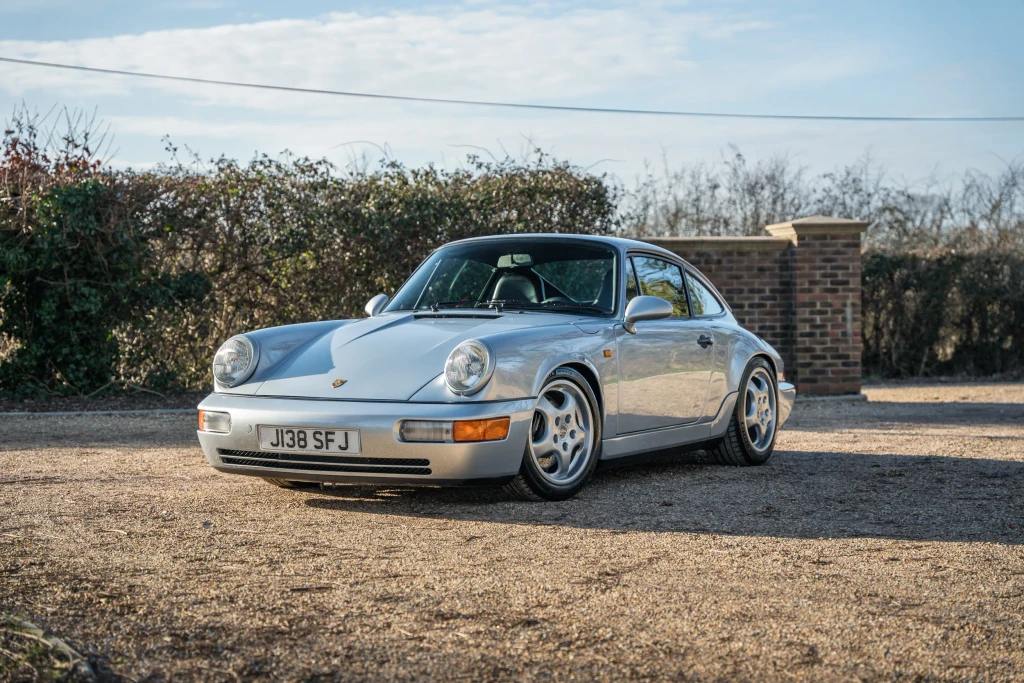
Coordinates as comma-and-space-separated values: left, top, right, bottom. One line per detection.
0, 0, 1022, 188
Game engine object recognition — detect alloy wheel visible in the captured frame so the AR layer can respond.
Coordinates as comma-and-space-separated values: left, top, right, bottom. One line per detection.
744, 367, 777, 454
528, 379, 595, 486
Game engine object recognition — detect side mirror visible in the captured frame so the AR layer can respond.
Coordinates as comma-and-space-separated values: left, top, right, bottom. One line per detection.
623, 295, 673, 334
364, 293, 389, 317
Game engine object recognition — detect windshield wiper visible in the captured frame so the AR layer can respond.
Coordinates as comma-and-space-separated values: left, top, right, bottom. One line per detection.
429, 300, 483, 311
426, 300, 528, 313
429, 300, 611, 315
432, 299, 516, 312
538, 301, 612, 314
474, 300, 612, 315
475, 299, 521, 312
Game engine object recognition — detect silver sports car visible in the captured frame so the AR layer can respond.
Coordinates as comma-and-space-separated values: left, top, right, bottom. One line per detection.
197, 234, 796, 501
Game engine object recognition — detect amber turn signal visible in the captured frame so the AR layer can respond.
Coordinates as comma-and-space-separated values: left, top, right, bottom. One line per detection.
198, 409, 231, 433
453, 417, 510, 442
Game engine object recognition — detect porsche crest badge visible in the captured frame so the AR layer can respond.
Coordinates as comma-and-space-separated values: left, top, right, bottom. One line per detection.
332, 378, 347, 388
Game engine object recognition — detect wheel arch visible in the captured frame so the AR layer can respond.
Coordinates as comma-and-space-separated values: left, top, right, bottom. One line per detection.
720, 324, 783, 392
560, 361, 604, 420
750, 352, 779, 380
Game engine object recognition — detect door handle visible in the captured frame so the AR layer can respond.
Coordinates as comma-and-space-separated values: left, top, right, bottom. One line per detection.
697, 334, 714, 348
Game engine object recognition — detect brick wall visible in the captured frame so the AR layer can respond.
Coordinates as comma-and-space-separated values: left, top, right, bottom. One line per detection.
646, 215, 869, 397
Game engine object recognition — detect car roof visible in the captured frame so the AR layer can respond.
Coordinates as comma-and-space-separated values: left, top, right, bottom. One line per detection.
444, 233, 688, 265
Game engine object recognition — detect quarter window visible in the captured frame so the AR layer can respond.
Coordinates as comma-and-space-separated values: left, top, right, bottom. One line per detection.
685, 273, 724, 316
632, 256, 690, 317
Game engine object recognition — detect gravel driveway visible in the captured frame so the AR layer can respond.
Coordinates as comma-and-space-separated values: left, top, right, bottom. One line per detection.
1, 383, 1022, 681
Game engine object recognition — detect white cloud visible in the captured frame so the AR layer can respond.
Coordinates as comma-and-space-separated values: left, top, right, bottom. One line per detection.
0, 4, 858, 116
0, 7, 716, 106
2, 2, 1016, 185
0, 4, 878, 138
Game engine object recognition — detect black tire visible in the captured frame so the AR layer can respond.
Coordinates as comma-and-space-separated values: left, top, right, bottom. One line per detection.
505, 367, 602, 501
262, 478, 320, 489
708, 357, 778, 466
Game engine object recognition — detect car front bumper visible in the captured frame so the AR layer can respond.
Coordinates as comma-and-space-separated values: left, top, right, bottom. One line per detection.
196, 393, 535, 485
778, 381, 796, 427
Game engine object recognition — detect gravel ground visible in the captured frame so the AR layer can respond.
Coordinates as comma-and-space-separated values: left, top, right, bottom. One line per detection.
1, 383, 1022, 681
0, 391, 206, 414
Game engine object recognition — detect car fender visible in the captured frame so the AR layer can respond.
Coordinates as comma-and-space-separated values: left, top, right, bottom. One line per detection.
701, 325, 774, 412
214, 320, 354, 395
718, 324, 783, 379
408, 321, 617, 414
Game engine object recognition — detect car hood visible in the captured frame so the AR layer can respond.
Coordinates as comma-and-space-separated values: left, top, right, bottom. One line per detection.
254, 311, 568, 400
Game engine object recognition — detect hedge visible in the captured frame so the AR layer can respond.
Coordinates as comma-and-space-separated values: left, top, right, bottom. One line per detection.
0, 149, 621, 395
862, 251, 1024, 378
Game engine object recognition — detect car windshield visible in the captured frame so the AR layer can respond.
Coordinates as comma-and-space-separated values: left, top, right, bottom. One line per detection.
385, 238, 618, 317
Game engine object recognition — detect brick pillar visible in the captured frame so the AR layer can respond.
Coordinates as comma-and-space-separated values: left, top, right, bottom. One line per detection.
765, 216, 869, 396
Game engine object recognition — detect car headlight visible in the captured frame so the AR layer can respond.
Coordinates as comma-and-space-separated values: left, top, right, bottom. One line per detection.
444, 340, 494, 396
213, 335, 259, 387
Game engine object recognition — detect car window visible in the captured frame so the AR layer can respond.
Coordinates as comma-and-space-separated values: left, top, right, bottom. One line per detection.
625, 259, 639, 302
632, 256, 689, 317
685, 272, 724, 316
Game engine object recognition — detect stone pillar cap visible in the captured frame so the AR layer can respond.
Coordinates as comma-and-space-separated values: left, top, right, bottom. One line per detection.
765, 215, 871, 241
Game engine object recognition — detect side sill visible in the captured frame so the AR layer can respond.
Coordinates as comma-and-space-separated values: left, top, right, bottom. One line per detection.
596, 442, 707, 472
600, 391, 738, 460
706, 391, 739, 440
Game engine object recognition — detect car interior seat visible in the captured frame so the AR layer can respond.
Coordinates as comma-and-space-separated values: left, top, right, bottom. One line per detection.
492, 271, 541, 303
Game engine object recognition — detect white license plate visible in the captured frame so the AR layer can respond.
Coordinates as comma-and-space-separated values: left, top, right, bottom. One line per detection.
258, 426, 361, 455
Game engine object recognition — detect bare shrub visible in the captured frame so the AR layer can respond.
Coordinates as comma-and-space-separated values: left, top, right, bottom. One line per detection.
622, 148, 1024, 253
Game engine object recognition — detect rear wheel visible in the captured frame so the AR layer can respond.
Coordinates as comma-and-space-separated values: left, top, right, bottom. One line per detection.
505, 367, 602, 501
262, 478, 320, 489
709, 357, 778, 466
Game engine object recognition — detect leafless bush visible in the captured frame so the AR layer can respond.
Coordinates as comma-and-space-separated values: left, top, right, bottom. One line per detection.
625, 146, 810, 238
622, 148, 1024, 253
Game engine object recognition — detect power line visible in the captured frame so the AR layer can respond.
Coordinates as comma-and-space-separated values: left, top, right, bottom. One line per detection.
2, 55, 1022, 123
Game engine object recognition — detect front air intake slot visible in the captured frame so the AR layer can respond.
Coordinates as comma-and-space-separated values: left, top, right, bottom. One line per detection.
217, 449, 432, 476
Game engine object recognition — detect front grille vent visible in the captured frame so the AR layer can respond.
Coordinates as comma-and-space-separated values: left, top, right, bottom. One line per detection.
217, 449, 431, 476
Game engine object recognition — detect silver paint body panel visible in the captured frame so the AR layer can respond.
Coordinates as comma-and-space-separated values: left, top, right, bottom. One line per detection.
616, 318, 715, 433
197, 234, 796, 485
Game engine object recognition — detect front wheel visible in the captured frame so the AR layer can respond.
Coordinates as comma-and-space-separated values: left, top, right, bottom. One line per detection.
505, 367, 602, 501
709, 357, 779, 466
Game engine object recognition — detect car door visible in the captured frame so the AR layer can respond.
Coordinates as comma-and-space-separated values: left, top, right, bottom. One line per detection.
615, 254, 716, 434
